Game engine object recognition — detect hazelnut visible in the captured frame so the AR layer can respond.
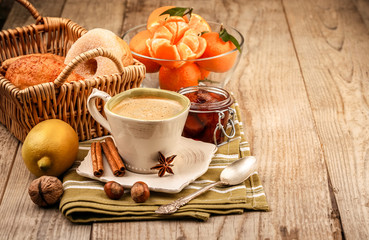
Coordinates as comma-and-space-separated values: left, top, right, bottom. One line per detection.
104, 181, 124, 200
131, 181, 150, 203
28, 176, 63, 207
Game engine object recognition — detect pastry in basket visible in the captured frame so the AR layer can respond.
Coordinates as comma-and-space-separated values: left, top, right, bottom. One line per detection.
2, 53, 84, 90
64, 28, 134, 79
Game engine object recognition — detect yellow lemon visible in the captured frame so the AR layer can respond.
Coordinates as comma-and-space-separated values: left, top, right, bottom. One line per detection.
22, 119, 79, 177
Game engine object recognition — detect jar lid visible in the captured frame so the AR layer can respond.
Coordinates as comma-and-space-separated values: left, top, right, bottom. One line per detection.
178, 86, 234, 112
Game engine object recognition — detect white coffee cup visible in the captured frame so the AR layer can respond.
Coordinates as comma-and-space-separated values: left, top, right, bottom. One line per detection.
87, 88, 190, 174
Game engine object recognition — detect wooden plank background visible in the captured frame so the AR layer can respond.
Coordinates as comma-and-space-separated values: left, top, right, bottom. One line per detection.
0, 0, 368, 239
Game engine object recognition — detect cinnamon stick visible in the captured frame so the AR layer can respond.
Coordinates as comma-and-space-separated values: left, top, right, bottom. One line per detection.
91, 142, 104, 177
105, 137, 126, 173
91, 142, 97, 174
101, 141, 124, 177
96, 141, 104, 175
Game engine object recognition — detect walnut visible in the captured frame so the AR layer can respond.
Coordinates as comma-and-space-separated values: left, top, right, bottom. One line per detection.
28, 176, 64, 207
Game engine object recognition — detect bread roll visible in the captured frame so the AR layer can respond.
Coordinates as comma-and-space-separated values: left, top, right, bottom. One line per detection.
64, 28, 134, 79
3, 53, 84, 90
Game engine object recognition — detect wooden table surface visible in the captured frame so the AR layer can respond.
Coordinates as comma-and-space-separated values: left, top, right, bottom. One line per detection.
1, 0, 369, 239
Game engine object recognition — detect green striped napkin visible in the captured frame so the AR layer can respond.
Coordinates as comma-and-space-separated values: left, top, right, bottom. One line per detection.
60, 102, 268, 223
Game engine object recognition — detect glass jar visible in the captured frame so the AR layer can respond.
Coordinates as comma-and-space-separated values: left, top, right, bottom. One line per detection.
178, 86, 236, 145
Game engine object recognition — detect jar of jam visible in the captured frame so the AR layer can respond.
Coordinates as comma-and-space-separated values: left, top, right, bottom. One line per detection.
178, 86, 236, 145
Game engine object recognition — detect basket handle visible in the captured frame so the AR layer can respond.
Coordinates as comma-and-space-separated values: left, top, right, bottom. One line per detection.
15, 0, 42, 24
54, 47, 124, 87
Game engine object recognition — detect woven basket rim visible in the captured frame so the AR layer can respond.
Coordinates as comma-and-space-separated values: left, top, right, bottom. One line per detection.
0, 59, 144, 96
0, 17, 145, 97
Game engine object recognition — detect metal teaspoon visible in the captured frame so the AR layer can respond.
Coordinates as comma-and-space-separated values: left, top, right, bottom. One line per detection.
155, 156, 257, 215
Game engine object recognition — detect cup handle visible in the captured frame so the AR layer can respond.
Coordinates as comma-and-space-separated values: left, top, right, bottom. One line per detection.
87, 88, 112, 132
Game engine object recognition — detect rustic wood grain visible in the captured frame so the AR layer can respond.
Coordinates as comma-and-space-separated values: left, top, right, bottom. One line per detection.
0, 124, 19, 204
62, 0, 126, 34
0, 146, 91, 240
2, 0, 66, 30
225, 0, 337, 239
353, 0, 369, 31
2, 0, 369, 238
0, 0, 14, 30
283, 0, 369, 239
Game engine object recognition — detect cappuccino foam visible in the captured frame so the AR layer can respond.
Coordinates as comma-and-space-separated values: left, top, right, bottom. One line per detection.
111, 96, 183, 120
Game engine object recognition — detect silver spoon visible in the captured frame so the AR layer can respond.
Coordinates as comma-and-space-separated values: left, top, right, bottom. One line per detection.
155, 156, 257, 215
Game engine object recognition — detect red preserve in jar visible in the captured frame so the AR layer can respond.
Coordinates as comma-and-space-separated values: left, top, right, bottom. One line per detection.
178, 86, 235, 145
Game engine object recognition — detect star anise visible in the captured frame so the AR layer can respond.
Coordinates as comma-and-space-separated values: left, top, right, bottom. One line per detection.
150, 152, 176, 177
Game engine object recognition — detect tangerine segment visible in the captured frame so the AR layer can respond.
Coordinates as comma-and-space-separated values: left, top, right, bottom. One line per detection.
148, 38, 184, 69
150, 17, 189, 43
198, 32, 238, 73
188, 14, 211, 33
129, 30, 160, 73
178, 29, 207, 59
159, 63, 201, 92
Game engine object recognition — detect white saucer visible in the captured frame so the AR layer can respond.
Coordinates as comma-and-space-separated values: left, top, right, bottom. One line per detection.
76, 137, 217, 193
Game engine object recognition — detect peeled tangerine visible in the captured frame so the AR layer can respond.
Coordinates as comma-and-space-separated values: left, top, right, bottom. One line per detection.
146, 16, 207, 69
22, 119, 79, 177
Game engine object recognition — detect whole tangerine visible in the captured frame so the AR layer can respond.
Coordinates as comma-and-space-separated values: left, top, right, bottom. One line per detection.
159, 63, 201, 92
198, 32, 238, 73
197, 64, 210, 80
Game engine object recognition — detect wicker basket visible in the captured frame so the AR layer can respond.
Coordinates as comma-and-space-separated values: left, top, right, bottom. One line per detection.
0, 0, 146, 142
